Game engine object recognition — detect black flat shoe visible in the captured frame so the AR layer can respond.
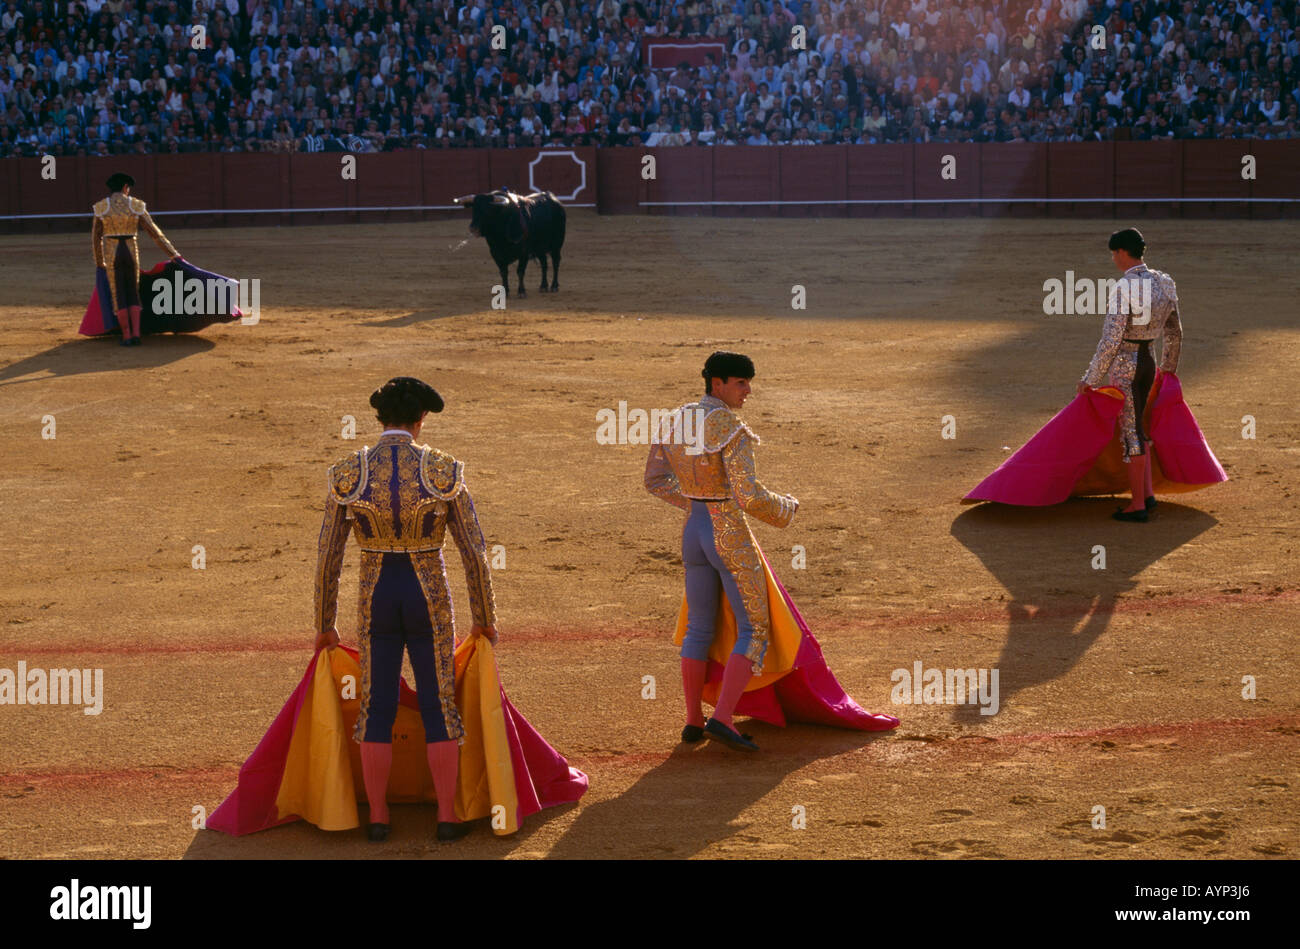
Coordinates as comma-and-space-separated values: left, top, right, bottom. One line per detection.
703, 718, 759, 752
1145, 495, 1157, 511
367, 822, 389, 842
437, 821, 473, 842
1112, 508, 1149, 522
681, 724, 705, 743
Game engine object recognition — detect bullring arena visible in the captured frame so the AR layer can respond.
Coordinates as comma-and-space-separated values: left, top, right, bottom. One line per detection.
1, 202, 1296, 859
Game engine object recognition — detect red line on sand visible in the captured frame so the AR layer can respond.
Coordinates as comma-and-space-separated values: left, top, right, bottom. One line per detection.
4, 588, 1295, 656
4, 716, 1294, 788
971, 714, 1298, 746
565, 714, 1300, 769
1, 765, 240, 788
846, 587, 1300, 631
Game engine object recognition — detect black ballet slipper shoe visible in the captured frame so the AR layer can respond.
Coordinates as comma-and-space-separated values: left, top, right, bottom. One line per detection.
1145, 495, 1157, 511
367, 822, 390, 842
119, 337, 133, 347
703, 718, 759, 752
681, 724, 705, 743
1112, 508, 1149, 523
129, 337, 142, 346
437, 821, 473, 842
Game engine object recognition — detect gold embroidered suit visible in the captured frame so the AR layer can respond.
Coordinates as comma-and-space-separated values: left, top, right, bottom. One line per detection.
644, 395, 797, 669
314, 433, 496, 741
91, 192, 179, 311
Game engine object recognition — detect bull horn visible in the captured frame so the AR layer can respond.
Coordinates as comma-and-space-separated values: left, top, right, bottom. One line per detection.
451, 194, 474, 205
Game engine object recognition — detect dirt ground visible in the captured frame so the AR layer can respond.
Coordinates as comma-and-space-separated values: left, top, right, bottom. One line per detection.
0, 215, 1296, 860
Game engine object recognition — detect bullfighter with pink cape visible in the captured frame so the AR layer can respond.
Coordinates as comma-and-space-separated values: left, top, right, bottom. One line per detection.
80, 257, 244, 338
645, 351, 899, 753
965, 229, 1226, 514
209, 378, 586, 842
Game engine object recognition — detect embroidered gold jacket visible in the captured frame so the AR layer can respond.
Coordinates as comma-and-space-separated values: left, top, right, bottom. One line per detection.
91, 192, 179, 269
643, 395, 798, 671
643, 395, 798, 527
1083, 263, 1183, 387
314, 433, 496, 635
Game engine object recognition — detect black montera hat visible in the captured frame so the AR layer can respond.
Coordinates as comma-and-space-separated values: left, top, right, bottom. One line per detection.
106, 172, 135, 191
702, 351, 755, 382
370, 376, 445, 415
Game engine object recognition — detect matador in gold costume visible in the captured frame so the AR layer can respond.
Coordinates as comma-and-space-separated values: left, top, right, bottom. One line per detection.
1079, 227, 1183, 522
91, 172, 181, 346
644, 351, 800, 752
313, 377, 497, 842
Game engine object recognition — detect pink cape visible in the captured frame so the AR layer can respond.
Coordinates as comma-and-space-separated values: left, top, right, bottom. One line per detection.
79, 267, 119, 336
207, 644, 587, 836
963, 372, 1227, 506
711, 565, 899, 731
79, 258, 243, 336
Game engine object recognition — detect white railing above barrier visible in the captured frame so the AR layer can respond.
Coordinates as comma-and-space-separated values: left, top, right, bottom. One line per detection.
0, 202, 596, 221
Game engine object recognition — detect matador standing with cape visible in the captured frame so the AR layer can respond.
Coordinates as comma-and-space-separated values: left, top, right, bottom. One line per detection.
645, 351, 899, 752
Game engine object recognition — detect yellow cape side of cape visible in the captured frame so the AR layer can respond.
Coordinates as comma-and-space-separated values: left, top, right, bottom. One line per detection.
273, 637, 520, 835
672, 551, 803, 695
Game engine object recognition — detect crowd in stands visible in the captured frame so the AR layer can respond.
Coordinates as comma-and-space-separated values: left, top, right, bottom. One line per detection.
2, 0, 1298, 157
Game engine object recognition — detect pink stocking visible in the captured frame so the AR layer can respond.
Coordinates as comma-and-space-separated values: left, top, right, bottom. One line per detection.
127, 306, 142, 339
115, 309, 131, 339
1125, 451, 1147, 510
712, 653, 753, 728
1144, 441, 1155, 497
681, 657, 707, 728
426, 739, 459, 824
359, 741, 393, 824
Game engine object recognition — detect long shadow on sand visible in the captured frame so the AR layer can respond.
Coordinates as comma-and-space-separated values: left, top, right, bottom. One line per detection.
360, 309, 470, 328
0, 335, 214, 386
359, 293, 579, 327
181, 798, 582, 860
949, 499, 1218, 724
181, 720, 888, 859
545, 725, 893, 858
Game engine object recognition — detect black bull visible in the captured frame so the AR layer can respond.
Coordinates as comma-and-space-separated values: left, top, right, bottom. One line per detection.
454, 189, 566, 297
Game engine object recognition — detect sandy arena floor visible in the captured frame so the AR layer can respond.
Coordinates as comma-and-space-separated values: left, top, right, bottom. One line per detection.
0, 215, 1296, 859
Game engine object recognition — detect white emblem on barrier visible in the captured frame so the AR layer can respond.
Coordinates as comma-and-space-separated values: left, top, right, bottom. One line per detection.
528, 150, 587, 202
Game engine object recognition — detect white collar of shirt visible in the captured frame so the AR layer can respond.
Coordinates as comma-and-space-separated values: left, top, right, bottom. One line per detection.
1123, 263, 1149, 275
381, 428, 414, 438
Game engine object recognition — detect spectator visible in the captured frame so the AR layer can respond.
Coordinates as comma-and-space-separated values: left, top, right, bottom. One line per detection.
4, 0, 1295, 156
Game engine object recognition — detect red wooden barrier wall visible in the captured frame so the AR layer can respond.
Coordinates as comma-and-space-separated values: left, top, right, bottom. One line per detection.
1, 142, 1295, 232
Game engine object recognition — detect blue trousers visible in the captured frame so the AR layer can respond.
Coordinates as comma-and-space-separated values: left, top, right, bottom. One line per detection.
357, 554, 452, 743
680, 501, 755, 662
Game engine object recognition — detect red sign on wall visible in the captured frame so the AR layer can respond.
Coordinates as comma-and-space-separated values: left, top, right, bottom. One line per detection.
642, 39, 727, 69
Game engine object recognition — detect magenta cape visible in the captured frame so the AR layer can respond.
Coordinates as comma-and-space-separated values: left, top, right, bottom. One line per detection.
695, 556, 899, 731
79, 258, 243, 336
963, 372, 1227, 506
207, 641, 587, 837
